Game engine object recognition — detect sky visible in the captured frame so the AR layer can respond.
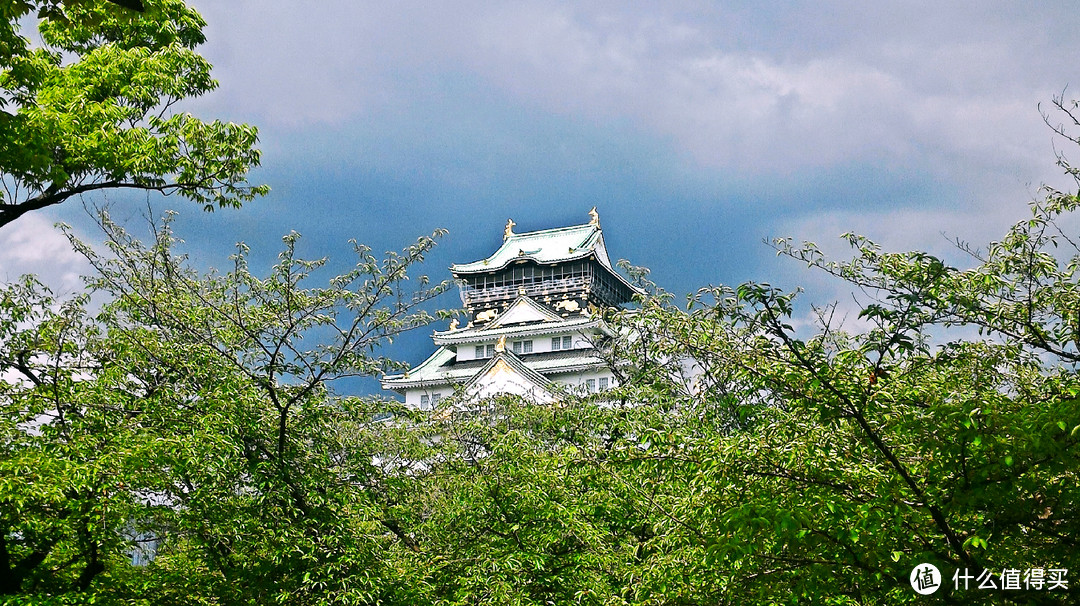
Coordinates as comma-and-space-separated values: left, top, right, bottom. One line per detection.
2, 1, 1080, 391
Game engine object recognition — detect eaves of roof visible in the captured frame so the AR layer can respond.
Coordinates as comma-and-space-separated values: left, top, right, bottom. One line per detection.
433, 317, 601, 345
381, 347, 608, 392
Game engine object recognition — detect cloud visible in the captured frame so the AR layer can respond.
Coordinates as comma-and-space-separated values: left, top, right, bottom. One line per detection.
461, 4, 1063, 180
59, 0, 1071, 396
164, 2, 1080, 290
0, 213, 91, 294
186, 2, 1075, 201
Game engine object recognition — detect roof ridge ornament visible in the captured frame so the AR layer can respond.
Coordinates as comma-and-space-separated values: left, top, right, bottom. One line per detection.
504, 218, 515, 240
495, 335, 507, 353
588, 207, 599, 227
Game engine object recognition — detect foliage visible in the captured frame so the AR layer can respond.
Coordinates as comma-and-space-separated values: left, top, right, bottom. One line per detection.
0, 0, 266, 229
376, 101, 1080, 604
585, 148, 1080, 604
0, 212, 450, 602
6, 92, 1080, 605
600, 278, 1080, 604
6, 197, 1080, 603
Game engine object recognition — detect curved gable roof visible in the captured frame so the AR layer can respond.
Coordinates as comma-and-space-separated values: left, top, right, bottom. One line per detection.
451, 223, 608, 274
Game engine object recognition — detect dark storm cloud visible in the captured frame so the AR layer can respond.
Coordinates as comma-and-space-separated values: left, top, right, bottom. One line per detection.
6, 1, 1079, 375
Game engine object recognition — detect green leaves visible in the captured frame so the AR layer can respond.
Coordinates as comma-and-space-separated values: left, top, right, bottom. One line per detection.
0, 0, 265, 228
7, 90, 1080, 605
0, 211, 455, 602
595, 110, 1080, 600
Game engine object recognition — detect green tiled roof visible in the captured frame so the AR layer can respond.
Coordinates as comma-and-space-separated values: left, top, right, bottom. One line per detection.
452, 222, 607, 274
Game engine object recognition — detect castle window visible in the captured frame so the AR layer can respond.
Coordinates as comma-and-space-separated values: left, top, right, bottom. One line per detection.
599, 377, 609, 390
586, 379, 596, 393
551, 337, 562, 351
420, 394, 430, 408
475, 345, 485, 358
513, 340, 533, 354
562, 335, 572, 349
487, 344, 495, 357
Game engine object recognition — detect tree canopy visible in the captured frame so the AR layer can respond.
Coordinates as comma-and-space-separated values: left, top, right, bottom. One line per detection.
0, 0, 266, 229
0, 212, 451, 602
3, 93, 1080, 603
5, 192, 1078, 603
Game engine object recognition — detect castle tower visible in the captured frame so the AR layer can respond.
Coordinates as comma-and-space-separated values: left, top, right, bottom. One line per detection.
381, 209, 640, 406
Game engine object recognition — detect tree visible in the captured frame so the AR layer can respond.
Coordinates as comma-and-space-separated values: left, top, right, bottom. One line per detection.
588, 107, 1080, 603
0, 212, 450, 602
0, 0, 266, 229
6, 82, 1080, 604
357, 102, 1080, 604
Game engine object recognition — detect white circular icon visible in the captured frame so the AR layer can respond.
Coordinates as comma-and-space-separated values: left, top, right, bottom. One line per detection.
910, 563, 942, 595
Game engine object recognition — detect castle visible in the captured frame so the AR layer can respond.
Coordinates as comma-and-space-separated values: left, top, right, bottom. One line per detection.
381, 209, 640, 405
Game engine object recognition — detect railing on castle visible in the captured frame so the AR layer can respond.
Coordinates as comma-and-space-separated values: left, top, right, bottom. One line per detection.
459, 276, 590, 306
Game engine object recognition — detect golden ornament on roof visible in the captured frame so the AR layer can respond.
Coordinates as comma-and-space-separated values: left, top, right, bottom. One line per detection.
588, 207, 599, 226
504, 218, 515, 240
